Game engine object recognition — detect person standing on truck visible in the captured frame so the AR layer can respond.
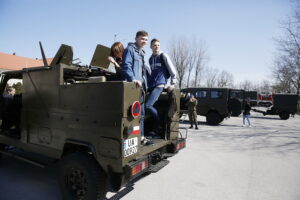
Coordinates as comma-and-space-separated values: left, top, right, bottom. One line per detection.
187, 95, 198, 129
146, 38, 177, 138
242, 99, 251, 127
122, 30, 151, 144
107, 42, 124, 80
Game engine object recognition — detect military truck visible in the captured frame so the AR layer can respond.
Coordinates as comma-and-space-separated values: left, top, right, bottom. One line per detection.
228, 89, 245, 116
0, 44, 186, 200
252, 94, 298, 120
180, 88, 231, 125
244, 91, 258, 107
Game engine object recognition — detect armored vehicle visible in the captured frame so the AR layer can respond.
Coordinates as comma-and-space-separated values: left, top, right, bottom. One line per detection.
244, 91, 258, 107
0, 44, 186, 200
180, 88, 231, 125
252, 94, 298, 120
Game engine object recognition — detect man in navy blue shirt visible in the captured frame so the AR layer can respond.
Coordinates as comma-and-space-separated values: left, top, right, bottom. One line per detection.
146, 38, 177, 138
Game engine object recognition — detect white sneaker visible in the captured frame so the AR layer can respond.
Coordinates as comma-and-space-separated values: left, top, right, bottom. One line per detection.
242, 124, 246, 127
248, 125, 252, 127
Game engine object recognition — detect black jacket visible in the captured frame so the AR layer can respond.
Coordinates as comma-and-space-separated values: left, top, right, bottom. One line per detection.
243, 103, 251, 115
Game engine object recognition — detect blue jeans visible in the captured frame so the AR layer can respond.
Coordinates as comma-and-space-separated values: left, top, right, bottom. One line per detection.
243, 114, 251, 126
140, 92, 145, 137
145, 87, 164, 132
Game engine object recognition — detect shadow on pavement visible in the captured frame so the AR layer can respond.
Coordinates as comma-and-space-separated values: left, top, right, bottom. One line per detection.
0, 155, 61, 200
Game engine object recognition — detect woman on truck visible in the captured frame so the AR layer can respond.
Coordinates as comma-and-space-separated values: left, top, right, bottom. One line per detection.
107, 42, 124, 79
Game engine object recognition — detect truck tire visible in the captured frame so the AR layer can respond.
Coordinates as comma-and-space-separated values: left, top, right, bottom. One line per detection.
231, 111, 241, 117
0, 144, 6, 159
228, 98, 242, 117
206, 111, 221, 125
59, 152, 107, 200
279, 111, 290, 120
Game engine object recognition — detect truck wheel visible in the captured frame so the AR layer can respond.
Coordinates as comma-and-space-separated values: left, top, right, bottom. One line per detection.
0, 144, 6, 159
231, 111, 241, 117
279, 112, 290, 120
206, 112, 221, 125
59, 152, 107, 200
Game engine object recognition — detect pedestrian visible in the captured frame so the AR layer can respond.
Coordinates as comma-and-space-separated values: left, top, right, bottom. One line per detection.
146, 38, 177, 138
187, 95, 198, 129
243, 99, 251, 127
107, 42, 124, 79
122, 30, 151, 144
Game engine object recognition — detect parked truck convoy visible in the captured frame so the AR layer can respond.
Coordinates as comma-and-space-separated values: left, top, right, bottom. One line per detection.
0, 43, 186, 200
252, 94, 298, 120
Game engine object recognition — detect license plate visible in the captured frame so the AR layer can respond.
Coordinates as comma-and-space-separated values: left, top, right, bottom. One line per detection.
124, 137, 138, 157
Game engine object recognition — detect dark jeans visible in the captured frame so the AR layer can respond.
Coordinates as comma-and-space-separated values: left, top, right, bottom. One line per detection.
145, 87, 164, 132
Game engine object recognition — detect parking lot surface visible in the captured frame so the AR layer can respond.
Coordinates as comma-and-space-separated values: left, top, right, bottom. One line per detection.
1, 112, 300, 200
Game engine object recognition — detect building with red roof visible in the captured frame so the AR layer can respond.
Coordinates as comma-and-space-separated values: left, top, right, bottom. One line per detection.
0, 52, 52, 72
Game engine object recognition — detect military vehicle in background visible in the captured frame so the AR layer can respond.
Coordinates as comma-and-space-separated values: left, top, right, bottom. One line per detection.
252, 94, 298, 120
180, 88, 233, 125
257, 92, 273, 107
244, 91, 258, 107
0, 43, 186, 200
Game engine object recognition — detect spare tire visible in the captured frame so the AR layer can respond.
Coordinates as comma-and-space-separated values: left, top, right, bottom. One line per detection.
228, 98, 242, 116
279, 111, 290, 120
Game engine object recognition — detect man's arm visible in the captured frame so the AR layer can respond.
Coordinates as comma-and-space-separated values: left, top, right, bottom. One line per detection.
163, 53, 177, 85
121, 48, 135, 81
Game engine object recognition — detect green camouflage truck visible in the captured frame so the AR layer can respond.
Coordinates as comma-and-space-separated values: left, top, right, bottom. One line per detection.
0, 44, 186, 200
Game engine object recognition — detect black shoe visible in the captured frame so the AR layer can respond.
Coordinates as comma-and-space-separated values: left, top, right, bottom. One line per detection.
195, 126, 199, 130
144, 138, 154, 145
189, 126, 193, 129
146, 131, 160, 139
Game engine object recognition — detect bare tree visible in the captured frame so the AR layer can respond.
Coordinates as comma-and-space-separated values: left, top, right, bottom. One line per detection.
204, 67, 219, 88
186, 42, 197, 88
238, 80, 255, 91
273, 4, 300, 94
193, 40, 209, 87
168, 36, 189, 89
217, 70, 234, 88
259, 80, 272, 93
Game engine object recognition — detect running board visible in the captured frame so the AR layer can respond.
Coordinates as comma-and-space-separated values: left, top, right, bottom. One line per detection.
148, 160, 170, 173
0, 150, 46, 168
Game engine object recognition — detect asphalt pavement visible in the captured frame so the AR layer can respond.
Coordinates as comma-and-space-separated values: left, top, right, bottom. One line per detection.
1, 112, 300, 200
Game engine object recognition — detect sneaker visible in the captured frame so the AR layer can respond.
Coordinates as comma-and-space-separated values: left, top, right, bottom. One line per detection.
195, 127, 199, 130
248, 125, 252, 127
143, 138, 153, 145
189, 126, 193, 129
242, 124, 246, 127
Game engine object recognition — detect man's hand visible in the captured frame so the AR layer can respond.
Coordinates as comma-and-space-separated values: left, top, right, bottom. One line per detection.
133, 80, 142, 88
167, 85, 175, 93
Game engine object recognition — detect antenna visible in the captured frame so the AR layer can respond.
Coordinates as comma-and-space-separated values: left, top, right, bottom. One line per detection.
39, 41, 49, 67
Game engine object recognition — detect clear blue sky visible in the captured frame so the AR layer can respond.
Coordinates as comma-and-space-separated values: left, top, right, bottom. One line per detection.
0, 0, 292, 84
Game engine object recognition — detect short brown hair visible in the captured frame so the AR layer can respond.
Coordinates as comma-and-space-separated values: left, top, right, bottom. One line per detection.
136, 30, 148, 38
151, 38, 160, 46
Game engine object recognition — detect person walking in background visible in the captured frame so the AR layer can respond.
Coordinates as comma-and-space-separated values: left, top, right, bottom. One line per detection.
146, 38, 177, 138
122, 30, 151, 144
243, 99, 251, 127
187, 95, 198, 129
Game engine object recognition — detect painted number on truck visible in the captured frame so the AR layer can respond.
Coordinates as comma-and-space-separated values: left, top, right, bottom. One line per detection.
124, 137, 138, 157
